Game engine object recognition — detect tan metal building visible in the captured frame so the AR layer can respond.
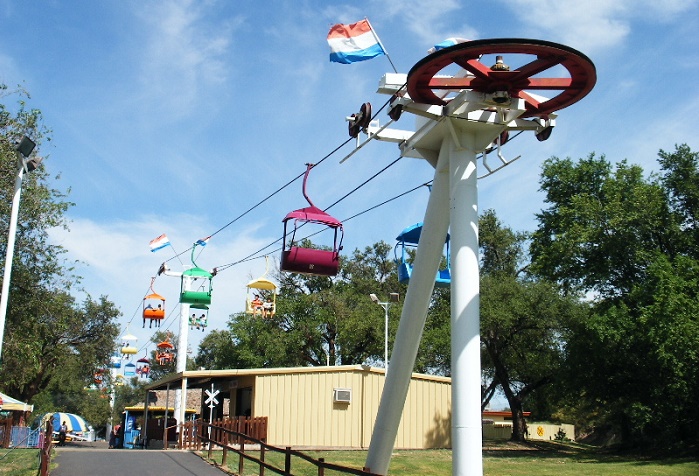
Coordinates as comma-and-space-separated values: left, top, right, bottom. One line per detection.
147, 365, 451, 449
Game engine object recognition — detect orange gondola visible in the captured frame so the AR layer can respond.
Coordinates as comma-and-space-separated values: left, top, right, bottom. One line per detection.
155, 336, 175, 365
143, 278, 166, 328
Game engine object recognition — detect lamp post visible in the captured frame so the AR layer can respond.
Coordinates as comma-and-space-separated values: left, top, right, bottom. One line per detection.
370, 292, 399, 374
0, 136, 40, 365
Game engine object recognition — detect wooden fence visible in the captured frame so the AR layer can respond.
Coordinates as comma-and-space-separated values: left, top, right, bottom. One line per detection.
181, 417, 382, 476
39, 419, 53, 476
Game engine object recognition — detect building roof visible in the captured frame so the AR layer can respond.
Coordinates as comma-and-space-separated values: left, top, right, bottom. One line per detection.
124, 405, 197, 414
146, 364, 451, 391
0, 391, 34, 412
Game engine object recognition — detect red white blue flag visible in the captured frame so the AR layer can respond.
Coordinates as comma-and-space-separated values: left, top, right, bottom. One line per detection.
149, 234, 171, 252
327, 19, 385, 64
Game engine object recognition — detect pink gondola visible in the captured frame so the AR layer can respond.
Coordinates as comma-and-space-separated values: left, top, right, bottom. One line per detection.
281, 164, 344, 276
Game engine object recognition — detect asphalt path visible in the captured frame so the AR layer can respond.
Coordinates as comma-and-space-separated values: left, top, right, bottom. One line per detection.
51, 441, 228, 475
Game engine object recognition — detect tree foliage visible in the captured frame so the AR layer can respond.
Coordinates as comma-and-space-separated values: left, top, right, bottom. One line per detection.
479, 209, 586, 441
0, 86, 120, 419
531, 154, 672, 298
531, 146, 699, 448
197, 240, 406, 370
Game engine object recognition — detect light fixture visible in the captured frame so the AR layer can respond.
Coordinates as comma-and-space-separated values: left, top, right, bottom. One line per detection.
16, 136, 36, 158
370, 292, 400, 375
0, 136, 40, 363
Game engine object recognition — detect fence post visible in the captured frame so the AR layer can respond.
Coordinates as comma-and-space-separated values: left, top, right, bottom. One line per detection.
238, 446, 244, 475
259, 445, 265, 476
285, 447, 292, 474
318, 457, 325, 476
40, 419, 53, 476
221, 419, 229, 466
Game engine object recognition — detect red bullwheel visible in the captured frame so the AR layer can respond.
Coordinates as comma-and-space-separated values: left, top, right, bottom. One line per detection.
407, 38, 596, 117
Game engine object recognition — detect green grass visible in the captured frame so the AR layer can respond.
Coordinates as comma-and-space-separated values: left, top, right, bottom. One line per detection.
201, 441, 699, 476
0, 448, 41, 476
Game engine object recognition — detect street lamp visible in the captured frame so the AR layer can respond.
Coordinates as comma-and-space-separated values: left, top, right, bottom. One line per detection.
370, 292, 400, 375
0, 136, 39, 365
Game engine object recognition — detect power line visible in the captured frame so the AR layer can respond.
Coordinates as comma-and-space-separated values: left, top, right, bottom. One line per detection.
161, 93, 398, 265
213, 176, 431, 273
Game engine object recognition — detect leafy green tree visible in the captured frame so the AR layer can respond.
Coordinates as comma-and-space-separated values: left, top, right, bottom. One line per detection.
1, 294, 120, 402
415, 285, 450, 376
0, 85, 120, 411
198, 240, 404, 370
479, 210, 586, 441
531, 154, 672, 298
195, 329, 241, 370
530, 148, 699, 448
658, 144, 699, 257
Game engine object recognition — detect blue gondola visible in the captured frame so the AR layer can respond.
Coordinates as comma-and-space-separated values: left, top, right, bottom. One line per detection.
395, 222, 451, 287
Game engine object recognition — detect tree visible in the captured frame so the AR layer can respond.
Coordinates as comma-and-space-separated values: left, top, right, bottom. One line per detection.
658, 144, 699, 257
198, 240, 404, 370
195, 329, 241, 370
531, 154, 672, 298
479, 209, 585, 441
530, 148, 699, 448
1, 294, 120, 402
0, 85, 121, 408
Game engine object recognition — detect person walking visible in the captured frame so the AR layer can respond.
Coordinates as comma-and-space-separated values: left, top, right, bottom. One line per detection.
58, 421, 68, 446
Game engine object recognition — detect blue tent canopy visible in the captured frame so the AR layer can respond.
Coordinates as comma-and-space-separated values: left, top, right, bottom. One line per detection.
43, 412, 89, 433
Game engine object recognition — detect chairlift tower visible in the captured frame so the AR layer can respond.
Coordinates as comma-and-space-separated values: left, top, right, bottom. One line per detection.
353, 39, 596, 475
159, 243, 214, 427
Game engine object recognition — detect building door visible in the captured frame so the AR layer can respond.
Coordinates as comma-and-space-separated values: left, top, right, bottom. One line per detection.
235, 387, 252, 417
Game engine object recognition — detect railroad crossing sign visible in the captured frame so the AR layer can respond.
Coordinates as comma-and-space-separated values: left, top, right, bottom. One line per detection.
205, 384, 219, 409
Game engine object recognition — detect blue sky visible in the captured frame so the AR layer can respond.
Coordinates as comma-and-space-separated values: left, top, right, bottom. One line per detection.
1, 0, 698, 365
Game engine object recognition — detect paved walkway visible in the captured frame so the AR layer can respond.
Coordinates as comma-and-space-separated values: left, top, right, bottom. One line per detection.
51, 441, 229, 475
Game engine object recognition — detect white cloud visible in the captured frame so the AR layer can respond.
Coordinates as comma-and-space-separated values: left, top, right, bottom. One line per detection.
378, 0, 468, 46
49, 212, 278, 352
502, 0, 697, 55
132, 0, 241, 118
504, 0, 629, 54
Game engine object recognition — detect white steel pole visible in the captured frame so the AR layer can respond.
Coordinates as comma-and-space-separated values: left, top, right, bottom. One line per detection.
0, 157, 25, 364
175, 276, 191, 427
383, 302, 389, 374
365, 145, 451, 475
449, 130, 484, 476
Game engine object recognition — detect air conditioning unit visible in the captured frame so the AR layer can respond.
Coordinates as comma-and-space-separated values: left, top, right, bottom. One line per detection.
333, 388, 352, 403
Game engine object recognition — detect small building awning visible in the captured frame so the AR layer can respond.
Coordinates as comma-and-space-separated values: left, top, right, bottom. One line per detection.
0, 392, 33, 412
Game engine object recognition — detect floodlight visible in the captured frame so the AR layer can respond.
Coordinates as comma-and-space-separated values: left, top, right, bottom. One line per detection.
16, 136, 36, 158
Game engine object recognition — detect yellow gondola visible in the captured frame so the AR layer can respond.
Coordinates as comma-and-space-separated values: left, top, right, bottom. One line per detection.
246, 256, 277, 317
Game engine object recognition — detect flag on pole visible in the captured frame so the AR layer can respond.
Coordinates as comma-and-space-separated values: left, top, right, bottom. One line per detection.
149, 234, 171, 252
327, 19, 386, 64
196, 236, 211, 247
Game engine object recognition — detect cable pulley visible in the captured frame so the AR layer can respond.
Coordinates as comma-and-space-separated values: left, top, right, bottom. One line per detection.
348, 102, 372, 138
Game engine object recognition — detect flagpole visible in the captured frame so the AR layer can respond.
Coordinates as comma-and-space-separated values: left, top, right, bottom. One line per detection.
365, 17, 398, 73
